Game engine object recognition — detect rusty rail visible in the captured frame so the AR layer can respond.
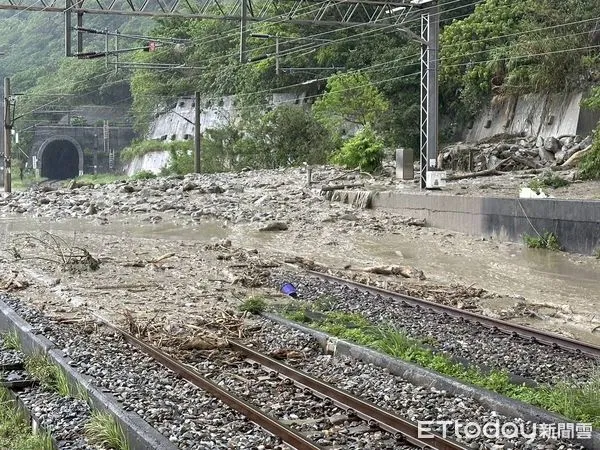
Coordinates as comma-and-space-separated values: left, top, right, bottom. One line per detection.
96, 317, 323, 450
308, 271, 600, 359
230, 341, 468, 450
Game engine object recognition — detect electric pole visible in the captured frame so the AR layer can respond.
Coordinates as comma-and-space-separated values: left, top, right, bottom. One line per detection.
194, 91, 201, 173
419, 1, 440, 189
239, 0, 248, 63
3, 77, 11, 193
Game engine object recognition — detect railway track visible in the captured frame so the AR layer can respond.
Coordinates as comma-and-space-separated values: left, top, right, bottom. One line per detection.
307, 271, 600, 359
98, 315, 468, 450
0, 348, 59, 449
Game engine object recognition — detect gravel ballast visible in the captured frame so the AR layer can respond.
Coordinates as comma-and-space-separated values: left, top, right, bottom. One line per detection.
1, 337, 95, 450
269, 272, 599, 385
1, 295, 286, 449
246, 318, 592, 450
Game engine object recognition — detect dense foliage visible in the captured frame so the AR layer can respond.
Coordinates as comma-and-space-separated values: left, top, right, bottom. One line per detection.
2, 0, 599, 174
330, 126, 385, 173
440, 0, 600, 118
578, 128, 600, 180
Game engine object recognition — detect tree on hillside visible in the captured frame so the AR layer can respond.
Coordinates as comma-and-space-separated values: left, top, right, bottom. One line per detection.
440, 0, 600, 118
312, 72, 390, 139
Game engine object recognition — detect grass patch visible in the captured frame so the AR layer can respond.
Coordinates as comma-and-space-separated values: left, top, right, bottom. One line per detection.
0, 386, 54, 450
120, 139, 171, 162
84, 411, 130, 450
70, 174, 127, 186
239, 296, 267, 315
10, 174, 47, 192
131, 170, 156, 180
25, 354, 73, 397
527, 172, 570, 192
1, 329, 21, 351
523, 231, 561, 251
282, 304, 600, 428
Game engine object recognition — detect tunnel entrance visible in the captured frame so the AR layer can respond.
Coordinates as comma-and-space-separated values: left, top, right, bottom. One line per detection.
39, 139, 81, 179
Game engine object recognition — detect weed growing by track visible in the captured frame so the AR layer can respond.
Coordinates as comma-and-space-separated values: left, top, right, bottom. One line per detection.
1, 329, 21, 351
239, 296, 267, 315
527, 173, 570, 192
0, 386, 54, 450
282, 303, 600, 428
523, 232, 562, 251
24, 353, 86, 399
84, 411, 130, 450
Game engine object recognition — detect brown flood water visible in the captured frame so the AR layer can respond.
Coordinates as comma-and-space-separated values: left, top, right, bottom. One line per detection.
1, 215, 599, 344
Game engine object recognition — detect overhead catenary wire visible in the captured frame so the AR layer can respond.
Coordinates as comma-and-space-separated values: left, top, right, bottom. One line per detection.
174, 0, 481, 67
19, 35, 600, 127
11, 3, 600, 124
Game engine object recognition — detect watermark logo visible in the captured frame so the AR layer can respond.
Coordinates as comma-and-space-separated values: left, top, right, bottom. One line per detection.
418, 420, 593, 442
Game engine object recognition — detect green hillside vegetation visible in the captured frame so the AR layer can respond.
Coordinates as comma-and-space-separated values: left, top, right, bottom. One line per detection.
2, 0, 600, 175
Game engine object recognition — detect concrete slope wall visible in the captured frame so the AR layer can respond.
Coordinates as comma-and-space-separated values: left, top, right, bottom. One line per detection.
465, 92, 600, 143
371, 192, 600, 255
148, 93, 304, 142
125, 151, 170, 176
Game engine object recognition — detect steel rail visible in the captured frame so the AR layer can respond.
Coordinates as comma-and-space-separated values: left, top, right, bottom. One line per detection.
97, 319, 323, 450
307, 271, 600, 358
230, 341, 467, 450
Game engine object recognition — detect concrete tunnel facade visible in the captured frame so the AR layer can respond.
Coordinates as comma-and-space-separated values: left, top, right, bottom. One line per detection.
37, 135, 84, 179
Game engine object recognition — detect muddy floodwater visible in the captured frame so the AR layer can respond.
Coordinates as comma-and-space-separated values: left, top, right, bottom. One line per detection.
1, 214, 599, 345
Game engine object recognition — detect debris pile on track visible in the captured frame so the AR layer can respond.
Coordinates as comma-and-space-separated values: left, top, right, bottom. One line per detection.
440, 134, 593, 175
2, 295, 281, 449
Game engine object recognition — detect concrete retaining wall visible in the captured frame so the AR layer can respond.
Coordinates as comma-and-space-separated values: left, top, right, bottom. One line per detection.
465, 92, 600, 143
370, 192, 600, 255
125, 150, 170, 176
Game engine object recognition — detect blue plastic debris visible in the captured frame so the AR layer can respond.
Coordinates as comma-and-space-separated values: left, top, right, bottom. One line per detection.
280, 283, 298, 298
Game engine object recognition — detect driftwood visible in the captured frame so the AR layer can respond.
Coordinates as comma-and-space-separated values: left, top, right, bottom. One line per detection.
561, 145, 592, 169
149, 252, 176, 264
398, 217, 426, 227
320, 183, 365, 192
360, 265, 426, 280
446, 157, 511, 180
446, 168, 501, 181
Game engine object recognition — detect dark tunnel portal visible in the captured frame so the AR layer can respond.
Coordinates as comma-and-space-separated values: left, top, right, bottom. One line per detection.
41, 140, 80, 180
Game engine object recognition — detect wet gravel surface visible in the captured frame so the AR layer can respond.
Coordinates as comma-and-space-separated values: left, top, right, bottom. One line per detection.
1, 339, 94, 450
245, 318, 590, 450
269, 272, 599, 385
185, 350, 413, 449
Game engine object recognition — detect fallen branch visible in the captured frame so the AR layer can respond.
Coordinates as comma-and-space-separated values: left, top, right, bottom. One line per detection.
360, 265, 426, 280
509, 154, 541, 169
320, 183, 365, 192
561, 145, 592, 169
149, 252, 176, 264
93, 283, 154, 290
446, 168, 502, 181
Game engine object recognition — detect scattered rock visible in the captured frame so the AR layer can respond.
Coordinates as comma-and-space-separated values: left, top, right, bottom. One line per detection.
259, 222, 288, 232
181, 182, 198, 192
86, 203, 97, 215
